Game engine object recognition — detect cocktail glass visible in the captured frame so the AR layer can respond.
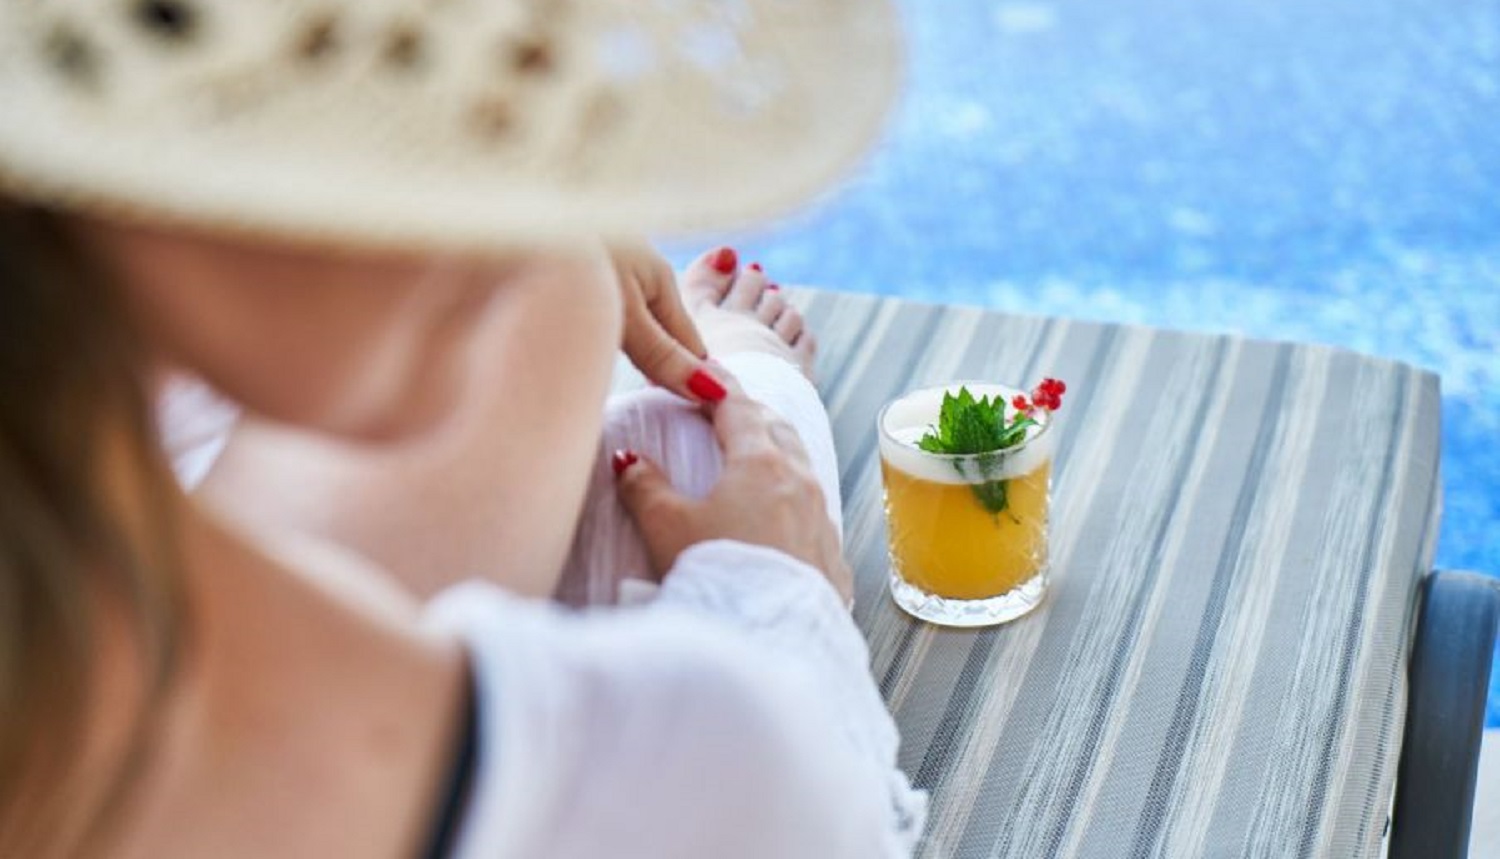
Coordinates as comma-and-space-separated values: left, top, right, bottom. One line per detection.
878, 382, 1053, 627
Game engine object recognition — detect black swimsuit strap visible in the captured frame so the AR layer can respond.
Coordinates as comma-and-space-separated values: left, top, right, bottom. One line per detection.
420, 669, 480, 859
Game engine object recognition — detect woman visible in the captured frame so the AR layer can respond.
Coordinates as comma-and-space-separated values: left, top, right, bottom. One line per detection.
0, 1, 921, 856
165, 241, 839, 607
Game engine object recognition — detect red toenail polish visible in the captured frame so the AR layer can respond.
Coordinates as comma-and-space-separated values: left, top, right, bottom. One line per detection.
611, 449, 639, 476
711, 247, 737, 274
749, 262, 763, 272
767, 283, 781, 291
688, 368, 728, 402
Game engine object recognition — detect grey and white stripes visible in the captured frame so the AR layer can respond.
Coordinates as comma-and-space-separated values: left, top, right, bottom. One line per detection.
791, 290, 1439, 858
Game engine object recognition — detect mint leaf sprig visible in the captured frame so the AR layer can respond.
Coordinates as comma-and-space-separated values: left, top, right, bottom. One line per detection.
916, 387, 1035, 456
914, 380, 1066, 515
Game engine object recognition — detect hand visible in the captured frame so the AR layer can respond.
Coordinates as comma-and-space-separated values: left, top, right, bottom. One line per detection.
608, 240, 725, 403
614, 374, 853, 604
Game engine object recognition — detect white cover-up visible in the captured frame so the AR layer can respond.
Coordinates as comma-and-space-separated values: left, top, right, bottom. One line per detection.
162, 352, 927, 856
428, 540, 925, 858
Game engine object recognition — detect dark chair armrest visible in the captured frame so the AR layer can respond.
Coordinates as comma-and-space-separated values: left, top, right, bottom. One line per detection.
1389, 570, 1499, 859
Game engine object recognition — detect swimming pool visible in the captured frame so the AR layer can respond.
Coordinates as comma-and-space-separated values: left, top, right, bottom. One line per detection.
671, 0, 1499, 722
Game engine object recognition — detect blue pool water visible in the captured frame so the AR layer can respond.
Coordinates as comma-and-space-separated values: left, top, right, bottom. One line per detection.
670, 0, 1499, 722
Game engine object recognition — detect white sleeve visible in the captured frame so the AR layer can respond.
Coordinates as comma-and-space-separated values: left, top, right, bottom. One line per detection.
426, 541, 926, 859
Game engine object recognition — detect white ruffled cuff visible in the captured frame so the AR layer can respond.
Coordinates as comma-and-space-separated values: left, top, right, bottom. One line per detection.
656, 539, 928, 853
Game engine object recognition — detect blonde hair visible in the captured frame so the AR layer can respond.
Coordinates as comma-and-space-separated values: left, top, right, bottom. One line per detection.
0, 205, 184, 855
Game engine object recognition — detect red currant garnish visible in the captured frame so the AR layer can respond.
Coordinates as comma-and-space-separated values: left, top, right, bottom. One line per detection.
1029, 387, 1059, 411
1012, 394, 1031, 413
1028, 377, 1066, 411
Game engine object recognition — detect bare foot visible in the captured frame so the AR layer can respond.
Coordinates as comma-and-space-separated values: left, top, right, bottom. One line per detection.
679, 249, 818, 381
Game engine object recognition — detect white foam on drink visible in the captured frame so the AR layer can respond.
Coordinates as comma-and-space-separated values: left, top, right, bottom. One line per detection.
878, 382, 1056, 484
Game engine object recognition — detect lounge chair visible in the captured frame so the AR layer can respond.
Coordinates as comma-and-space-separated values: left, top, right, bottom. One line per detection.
787, 288, 1496, 858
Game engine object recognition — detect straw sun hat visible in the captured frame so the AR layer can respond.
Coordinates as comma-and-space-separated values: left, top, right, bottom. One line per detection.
0, 0, 901, 252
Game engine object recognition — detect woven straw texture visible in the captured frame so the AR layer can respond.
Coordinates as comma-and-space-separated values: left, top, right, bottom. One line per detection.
0, 0, 898, 251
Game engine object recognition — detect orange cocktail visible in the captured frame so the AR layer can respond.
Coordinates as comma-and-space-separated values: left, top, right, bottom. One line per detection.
878, 383, 1055, 627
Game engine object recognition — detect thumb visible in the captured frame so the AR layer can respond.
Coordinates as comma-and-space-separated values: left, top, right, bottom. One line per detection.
612, 451, 692, 573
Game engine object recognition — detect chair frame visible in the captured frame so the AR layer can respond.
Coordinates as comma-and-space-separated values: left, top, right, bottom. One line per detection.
1389, 571, 1499, 859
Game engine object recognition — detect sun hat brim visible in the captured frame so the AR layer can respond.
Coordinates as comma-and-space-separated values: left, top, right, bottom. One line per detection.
0, 1, 901, 254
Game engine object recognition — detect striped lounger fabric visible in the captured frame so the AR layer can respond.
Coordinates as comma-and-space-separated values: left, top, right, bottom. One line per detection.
789, 289, 1441, 858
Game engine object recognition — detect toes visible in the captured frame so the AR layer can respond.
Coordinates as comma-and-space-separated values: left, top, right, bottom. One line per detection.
756, 290, 787, 325
722, 261, 769, 311
680, 246, 739, 306
792, 327, 818, 379
773, 306, 804, 344
794, 329, 817, 360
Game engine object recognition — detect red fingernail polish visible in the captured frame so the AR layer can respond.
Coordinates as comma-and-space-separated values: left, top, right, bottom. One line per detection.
611, 449, 639, 476
748, 262, 763, 272
767, 283, 781, 291
687, 368, 728, 402
711, 247, 737, 274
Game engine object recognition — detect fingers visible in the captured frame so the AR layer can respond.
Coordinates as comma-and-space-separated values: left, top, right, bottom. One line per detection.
613, 450, 678, 516
612, 242, 724, 403
614, 451, 695, 574
638, 260, 708, 361
614, 452, 682, 529
620, 294, 708, 399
